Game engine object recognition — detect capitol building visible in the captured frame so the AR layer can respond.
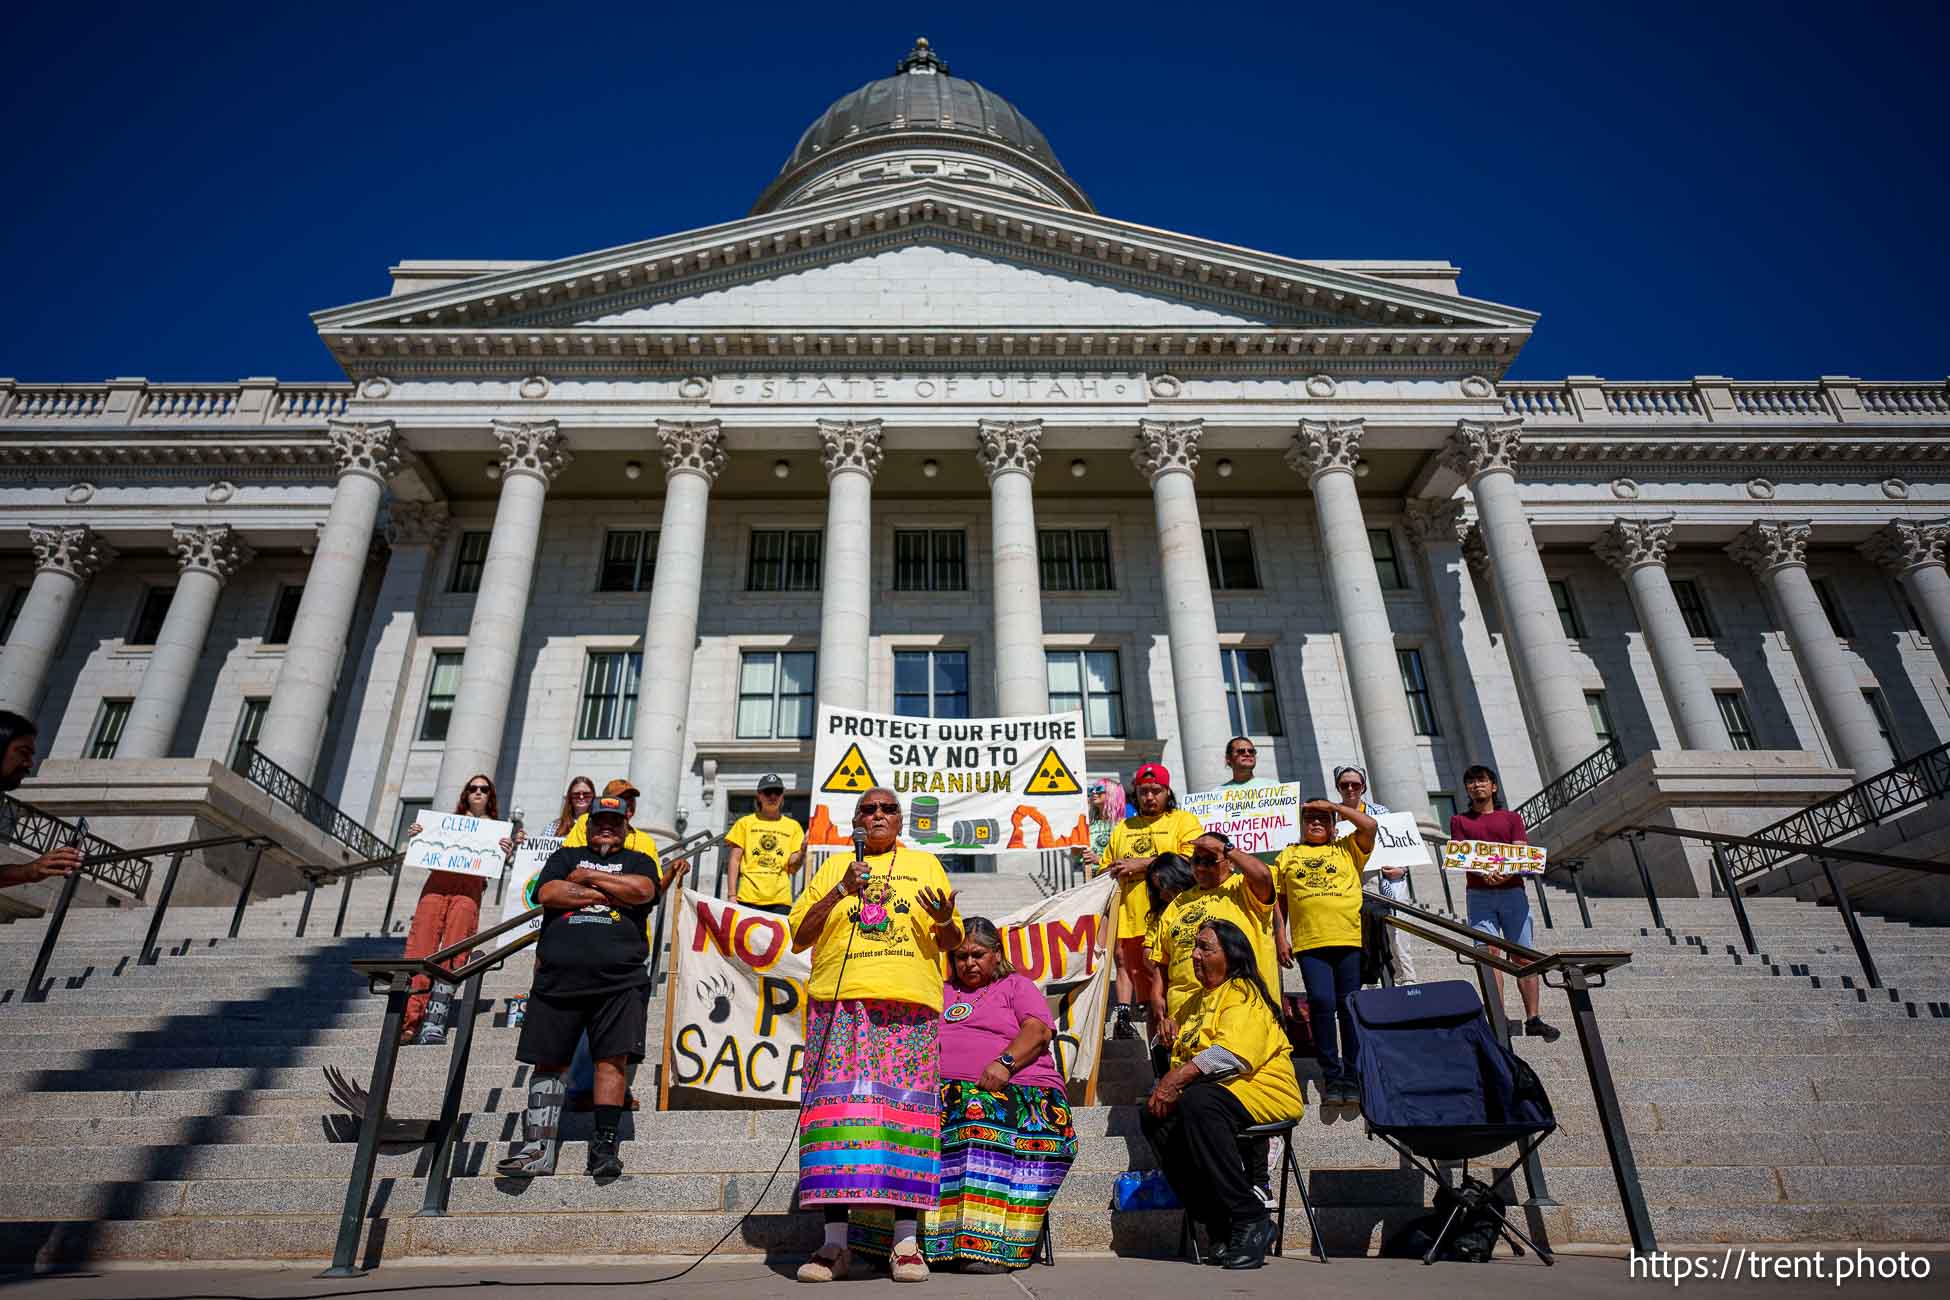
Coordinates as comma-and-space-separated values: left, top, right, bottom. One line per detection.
5, 38, 1948, 912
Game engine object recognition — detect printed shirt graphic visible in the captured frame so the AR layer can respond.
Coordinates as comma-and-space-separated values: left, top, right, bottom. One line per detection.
788, 845, 962, 1011
1148, 872, 1277, 1020
532, 845, 661, 997
1098, 809, 1204, 939
1172, 977, 1303, 1123
562, 814, 663, 864
1274, 833, 1372, 952
726, 813, 806, 906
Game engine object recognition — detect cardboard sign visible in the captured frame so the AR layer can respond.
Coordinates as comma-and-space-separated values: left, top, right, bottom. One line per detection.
1181, 782, 1301, 854
403, 814, 514, 879
807, 706, 1089, 855
1442, 839, 1548, 877
663, 874, 1116, 1103
1334, 812, 1435, 875
499, 834, 566, 936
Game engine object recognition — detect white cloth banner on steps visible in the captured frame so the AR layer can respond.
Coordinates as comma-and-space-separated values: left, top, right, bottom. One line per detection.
662, 872, 1116, 1104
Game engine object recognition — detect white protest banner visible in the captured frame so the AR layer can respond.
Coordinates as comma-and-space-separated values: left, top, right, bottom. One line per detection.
1333, 812, 1435, 875
807, 706, 1088, 856
403, 814, 514, 879
1442, 839, 1548, 877
1182, 782, 1301, 854
663, 872, 1116, 1105
499, 834, 565, 935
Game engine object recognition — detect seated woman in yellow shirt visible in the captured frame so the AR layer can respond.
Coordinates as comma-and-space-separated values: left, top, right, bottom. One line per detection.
1142, 918, 1301, 1271
1273, 797, 1376, 1108
1097, 761, 1202, 1039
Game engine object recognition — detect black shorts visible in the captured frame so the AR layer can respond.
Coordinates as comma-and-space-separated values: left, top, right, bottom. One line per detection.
742, 902, 793, 915
516, 986, 650, 1067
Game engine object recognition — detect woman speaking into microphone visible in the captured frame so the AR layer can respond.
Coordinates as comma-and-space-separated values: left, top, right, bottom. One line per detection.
788, 786, 963, 1284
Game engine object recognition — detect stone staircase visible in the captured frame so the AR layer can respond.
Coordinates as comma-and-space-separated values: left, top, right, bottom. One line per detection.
2, 866, 1948, 1270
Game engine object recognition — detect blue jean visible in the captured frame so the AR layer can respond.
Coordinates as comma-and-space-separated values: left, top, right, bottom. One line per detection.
1466, 886, 1535, 949
1298, 945, 1363, 1085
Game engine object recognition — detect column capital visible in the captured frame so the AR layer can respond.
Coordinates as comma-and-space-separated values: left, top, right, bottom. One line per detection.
1402, 498, 1468, 548
171, 523, 252, 584
975, 419, 1043, 481
1459, 524, 1492, 579
1286, 418, 1365, 482
326, 420, 401, 484
657, 419, 727, 484
1727, 520, 1811, 576
1132, 418, 1202, 482
385, 500, 452, 548
818, 419, 884, 481
1595, 515, 1675, 575
29, 523, 116, 581
1440, 417, 1525, 482
491, 420, 572, 485
1860, 519, 1950, 577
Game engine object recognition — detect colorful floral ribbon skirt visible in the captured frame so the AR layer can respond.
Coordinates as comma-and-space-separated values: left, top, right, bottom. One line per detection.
797, 998, 942, 1211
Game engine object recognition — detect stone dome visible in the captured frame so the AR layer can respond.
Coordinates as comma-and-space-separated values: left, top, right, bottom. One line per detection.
751, 38, 1092, 215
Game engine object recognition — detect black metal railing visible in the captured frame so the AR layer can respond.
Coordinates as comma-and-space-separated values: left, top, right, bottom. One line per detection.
1512, 737, 1627, 836
1, 793, 154, 899
1720, 739, 1950, 883
236, 746, 394, 862
295, 851, 408, 939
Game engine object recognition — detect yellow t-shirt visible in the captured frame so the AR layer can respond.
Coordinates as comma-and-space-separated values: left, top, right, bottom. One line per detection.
561, 814, 662, 864
788, 845, 962, 1012
1098, 809, 1204, 940
1274, 834, 1370, 953
725, 813, 806, 907
1171, 977, 1303, 1124
1147, 871, 1277, 1020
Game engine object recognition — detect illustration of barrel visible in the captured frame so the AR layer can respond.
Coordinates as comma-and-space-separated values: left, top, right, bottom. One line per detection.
911, 796, 941, 835
951, 817, 1000, 847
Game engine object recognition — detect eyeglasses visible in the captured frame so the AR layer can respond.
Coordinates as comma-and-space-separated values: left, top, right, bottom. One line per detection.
858, 801, 900, 815
1230, 746, 1257, 756
465, 785, 492, 795
571, 790, 593, 800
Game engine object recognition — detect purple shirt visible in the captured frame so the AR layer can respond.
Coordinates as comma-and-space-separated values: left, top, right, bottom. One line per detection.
1449, 808, 1530, 889
938, 972, 1066, 1092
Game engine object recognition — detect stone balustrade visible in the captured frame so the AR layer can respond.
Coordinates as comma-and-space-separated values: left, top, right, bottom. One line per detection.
1501, 375, 1950, 425
0, 378, 351, 431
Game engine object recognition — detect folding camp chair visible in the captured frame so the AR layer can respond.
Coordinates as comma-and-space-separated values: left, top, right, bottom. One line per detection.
1346, 980, 1556, 1265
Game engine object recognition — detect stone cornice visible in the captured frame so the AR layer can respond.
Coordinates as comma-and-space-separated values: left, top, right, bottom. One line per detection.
1519, 436, 1950, 464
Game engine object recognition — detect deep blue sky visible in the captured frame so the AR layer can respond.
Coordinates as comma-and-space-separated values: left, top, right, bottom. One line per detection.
4, 2, 1945, 384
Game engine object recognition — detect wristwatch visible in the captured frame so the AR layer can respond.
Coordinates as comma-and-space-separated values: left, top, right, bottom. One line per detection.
996, 1052, 1017, 1071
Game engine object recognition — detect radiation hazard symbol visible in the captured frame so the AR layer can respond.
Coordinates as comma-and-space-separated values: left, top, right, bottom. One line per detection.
820, 743, 880, 794
1026, 746, 1082, 795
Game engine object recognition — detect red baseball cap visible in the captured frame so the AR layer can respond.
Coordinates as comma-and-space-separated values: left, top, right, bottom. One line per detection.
1132, 762, 1172, 789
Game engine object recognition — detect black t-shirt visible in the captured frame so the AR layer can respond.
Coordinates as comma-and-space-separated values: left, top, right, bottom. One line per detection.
533, 844, 661, 997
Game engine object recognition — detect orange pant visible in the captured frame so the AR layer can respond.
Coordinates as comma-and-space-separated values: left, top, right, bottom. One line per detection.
401, 872, 484, 1040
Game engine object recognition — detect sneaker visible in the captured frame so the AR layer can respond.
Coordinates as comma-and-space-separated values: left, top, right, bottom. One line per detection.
1221, 1217, 1278, 1270
796, 1246, 851, 1283
585, 1132, 624, 1179
1524, 1016, 1562, 1043
1252, 1181, 1276, 1209
1112, 1005, 1139, 1040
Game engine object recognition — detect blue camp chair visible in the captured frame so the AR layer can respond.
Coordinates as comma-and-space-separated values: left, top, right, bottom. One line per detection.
1347, 980, 1556, 1265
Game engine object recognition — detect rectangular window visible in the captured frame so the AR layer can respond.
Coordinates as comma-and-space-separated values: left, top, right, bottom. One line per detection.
1046, 649, 1126, 738
737, 650, 817, 739
577, 651, 643, 741
747, 530, 822, 592
130, 586, 174, 645
0, 586, 27, 643
1814, 578, 1854, 638
1398, 648, 1440, 736
1038, 529, 1114, 591
265, 585, 304, 644
394, 799, 432, 847
1585, 691, 1615, 745
1716, 690, 1757, 751
1220, 646, 1283, 736
893, 649, 970, 718
230, 698, 270, 768
449, 532, 490, 594
1671, 579, 1715, 638
598, 530, 659, 592
893, 530, 968, 592
1429, 792, 1458, 826
1551, 580, 1585, 639
88, 699, 132, 759
1863, 688, 1898, 760
1202, 529, 1260, 591
419, 651, 463, 742
1370, 528, 1406, 590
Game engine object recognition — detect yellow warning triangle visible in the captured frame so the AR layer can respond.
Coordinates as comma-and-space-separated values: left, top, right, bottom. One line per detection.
1025, 746, 1082, 795
819, 742, 880, 794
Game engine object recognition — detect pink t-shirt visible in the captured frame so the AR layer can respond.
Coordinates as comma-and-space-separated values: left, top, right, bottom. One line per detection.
938, 972, 1066, 1092
1449, 808, 1530, 890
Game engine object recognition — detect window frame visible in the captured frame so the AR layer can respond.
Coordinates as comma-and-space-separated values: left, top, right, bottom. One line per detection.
88, 699, 133, 759
449, 531, 490, 594
230, 697, 270, 768
747, 529, 823, 593
892, 529, 969, 593
736, 649, 818, 739
1715, 689, 1757, 751
129, 585, 175, 646
1550, 579, 1586, 639
1202, 528, 1261, 591
1045, 648, 1127, 738
597, 529, 660, 593
1585, 690, 1615, 746
1397, 647, 1440, 737
1370, 528, 1406, 591
1670, 578, 1716, 639
418, 650, 464, 743
576, 650, 643, 741
1863, 687, 1898, 760
0, 586, 28, 643
265, 584, 304, 645
1220, 645, 1284, 737
1037, 528, 1115, 592
892, 648, 971, 718
1813, 577, 1854, 639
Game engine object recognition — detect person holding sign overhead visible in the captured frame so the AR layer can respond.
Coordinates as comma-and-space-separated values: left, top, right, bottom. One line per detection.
1452, 764, 1560, 1042
1334, 763, 1415, 983
1273, 797, 1376, 1106
1099, 762, 1202, 1040
399, 773, 521, 1045
725, 772, 807, 914
788, 786, 963, 1284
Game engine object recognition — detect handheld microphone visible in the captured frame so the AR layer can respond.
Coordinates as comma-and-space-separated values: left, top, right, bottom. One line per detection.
851, 830, 870, 888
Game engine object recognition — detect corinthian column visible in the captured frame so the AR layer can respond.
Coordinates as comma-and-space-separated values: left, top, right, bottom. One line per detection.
0, 525, 115, 717
631, 420, 726, 837
977, 420, 1049, 717
1134, 419, 1229, 792
1441, 418, 1597, 778
117, 525, 253, 759
815, 420, 881, 712
1288, 419, 1424, 815
432, 422, 570, 797
1861, 519, 1950, 681
1595, 517, 1732, 750
257, 421, 399, 781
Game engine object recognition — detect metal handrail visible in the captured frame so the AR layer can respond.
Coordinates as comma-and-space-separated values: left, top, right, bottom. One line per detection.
1, 793, 154, 898
235, 746, 395, 862
1512, 737, 1627, 835
1721, 740, 1950, 883
293, 851, 407, 939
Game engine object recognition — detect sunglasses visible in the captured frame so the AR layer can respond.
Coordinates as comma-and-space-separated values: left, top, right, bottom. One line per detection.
858, 801, 900, 815
1191, 852, 1221, 867
571, 790, 593, 800
1230, 747, 1257, 756
465, 785, 492, 795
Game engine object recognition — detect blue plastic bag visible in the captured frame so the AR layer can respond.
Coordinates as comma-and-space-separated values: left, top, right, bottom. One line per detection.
1113, 1169, 1180, 1211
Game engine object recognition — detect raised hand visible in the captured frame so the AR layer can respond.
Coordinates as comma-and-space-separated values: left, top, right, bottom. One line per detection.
916, 885, 959, 924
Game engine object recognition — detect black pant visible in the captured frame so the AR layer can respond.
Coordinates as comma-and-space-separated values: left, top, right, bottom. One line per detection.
1154, 1043, 1267, 1187
1299, 945, 1362, 1084
1141, 1082, 1265, 1237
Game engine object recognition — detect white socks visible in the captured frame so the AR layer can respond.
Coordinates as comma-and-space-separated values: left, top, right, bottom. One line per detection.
893, 1217, 919, 1252
823, 1220, 849, 1250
